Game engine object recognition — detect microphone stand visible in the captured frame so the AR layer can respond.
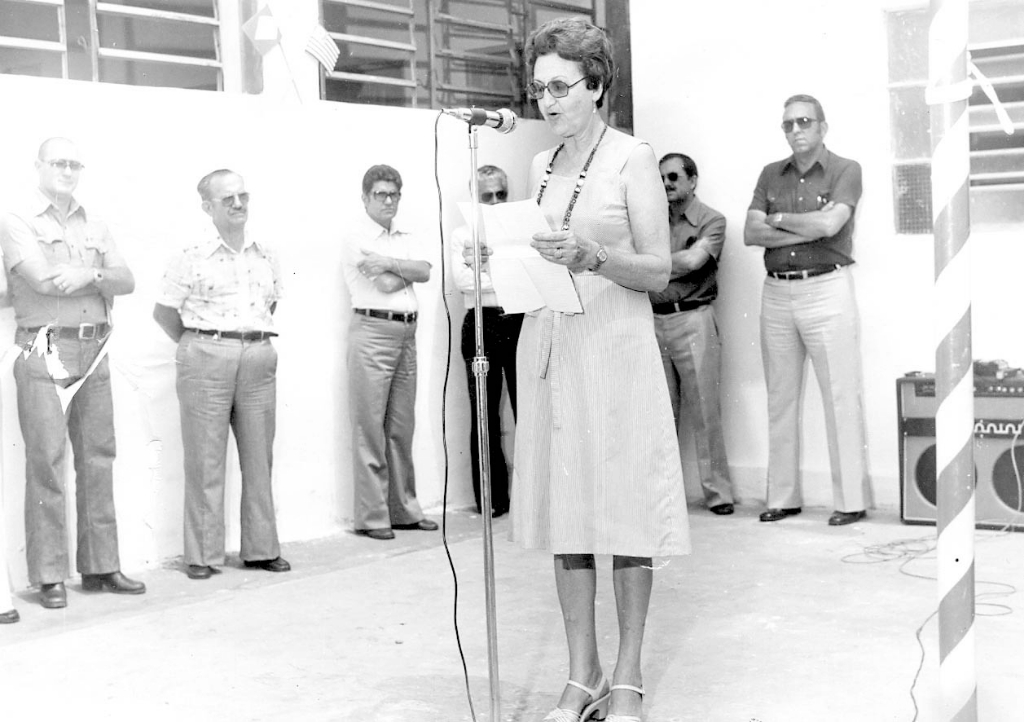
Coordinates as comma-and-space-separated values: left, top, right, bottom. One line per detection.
465, 123, 501, 722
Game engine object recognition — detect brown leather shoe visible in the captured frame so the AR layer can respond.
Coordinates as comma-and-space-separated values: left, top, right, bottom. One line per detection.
0, 609, 19, 624
759, 507, 802, 522
828, 510, 867, 526
81, 571, 146, 595
243, 556, 291, 573
40, 582, 67, 609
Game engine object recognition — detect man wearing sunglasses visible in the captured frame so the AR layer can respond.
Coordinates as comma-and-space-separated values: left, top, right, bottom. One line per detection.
0, 137, 144, 608
343, 164, 437, 540
154, 169, 290, 579
450, 165, 523, 517
650, 153, 735, 517
744, 94, 870, 527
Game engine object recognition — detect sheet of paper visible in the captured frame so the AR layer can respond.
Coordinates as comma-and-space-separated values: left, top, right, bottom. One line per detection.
457, 200, 581, 313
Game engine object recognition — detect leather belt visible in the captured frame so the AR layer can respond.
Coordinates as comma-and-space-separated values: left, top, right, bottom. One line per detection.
651, 299, 710, 315
767, 265, 843, 281
20, 322, 110, 340
354, 308, 417, 323
186, 328, 277, 341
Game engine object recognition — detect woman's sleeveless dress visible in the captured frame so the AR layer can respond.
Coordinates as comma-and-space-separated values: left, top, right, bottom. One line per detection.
510, 129, 691, 557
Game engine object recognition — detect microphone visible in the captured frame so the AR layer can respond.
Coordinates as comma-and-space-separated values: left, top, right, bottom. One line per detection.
443, 107, 517, 134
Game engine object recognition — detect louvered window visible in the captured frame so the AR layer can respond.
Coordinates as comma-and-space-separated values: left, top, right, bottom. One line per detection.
0, 0, 222, 91
888, 0, 1024, 233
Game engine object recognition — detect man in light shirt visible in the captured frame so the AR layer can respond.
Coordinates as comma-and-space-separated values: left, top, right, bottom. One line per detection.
343, 164, 437, 540
154, 169, 290, 579
451, 165, 522, 517
0, 137, 144, 610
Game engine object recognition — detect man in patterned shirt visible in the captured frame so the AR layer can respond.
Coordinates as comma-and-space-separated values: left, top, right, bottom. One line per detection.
154, 169, 290, 579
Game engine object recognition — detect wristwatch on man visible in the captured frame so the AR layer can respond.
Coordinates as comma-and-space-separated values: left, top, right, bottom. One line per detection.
590, 245, 608, 272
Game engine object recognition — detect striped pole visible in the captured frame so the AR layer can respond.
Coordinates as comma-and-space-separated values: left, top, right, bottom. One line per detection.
927, 0, 977, 719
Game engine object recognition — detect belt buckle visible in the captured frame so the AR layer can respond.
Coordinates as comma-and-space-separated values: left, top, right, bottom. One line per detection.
78, 323, 97, 340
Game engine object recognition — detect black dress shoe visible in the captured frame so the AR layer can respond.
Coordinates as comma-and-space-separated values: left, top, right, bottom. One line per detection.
243, 556, 291, 573
759, 507, 802, 522
0, 609, 19, 624
186, 565, 221, 580
393, 519, 439, 531
828, 509, 867, 526
356, 528, 395, 540
40, 582, 67, 609
709, 503, 735, 515
81, 571, 146, 595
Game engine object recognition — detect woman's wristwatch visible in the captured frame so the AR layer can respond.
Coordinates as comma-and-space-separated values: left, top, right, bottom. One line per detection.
590, 245, 608, 272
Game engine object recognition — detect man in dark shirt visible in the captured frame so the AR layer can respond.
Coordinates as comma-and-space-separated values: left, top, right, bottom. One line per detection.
650, 153, 734, 515
743, 94, 871, 526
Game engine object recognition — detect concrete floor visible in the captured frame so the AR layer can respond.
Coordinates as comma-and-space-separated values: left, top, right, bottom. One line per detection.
1, 504, 1021, 722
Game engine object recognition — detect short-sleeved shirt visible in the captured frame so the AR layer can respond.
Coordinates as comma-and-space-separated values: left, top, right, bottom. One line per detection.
0, 190, 112, 328
157, 229, 282, 333
649, 194, 726, 307
342, 212, 425, 313
747, 148, 862, 272
450, 223, 500, 307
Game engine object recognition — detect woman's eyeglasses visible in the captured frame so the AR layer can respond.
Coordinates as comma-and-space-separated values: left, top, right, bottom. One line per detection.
781, 117, 818, 133
480, 190, 508, 202
372, 191, 401, 203
526, 77, 587, 100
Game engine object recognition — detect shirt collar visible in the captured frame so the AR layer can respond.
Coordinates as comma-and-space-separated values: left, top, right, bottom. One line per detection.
29, 188, 85, 219
197, 226, 262, 257
781, 147, 831, 175
356, 211, 408, 241
680, 194, 705, 226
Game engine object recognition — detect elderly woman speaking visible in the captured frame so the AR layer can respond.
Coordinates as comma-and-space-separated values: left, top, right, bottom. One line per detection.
512, 16, 690, 722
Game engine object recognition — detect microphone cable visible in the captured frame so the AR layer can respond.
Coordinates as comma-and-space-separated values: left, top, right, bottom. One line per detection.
432, 111, 479, 722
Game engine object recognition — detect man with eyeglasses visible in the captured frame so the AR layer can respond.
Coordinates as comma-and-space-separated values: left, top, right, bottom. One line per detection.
650, 153, 735, 516
153, 169, 290, 579
450, 165, 523, 517
343, 164, 437, 540
744, 94, 870, 527
0, 137, 145, 609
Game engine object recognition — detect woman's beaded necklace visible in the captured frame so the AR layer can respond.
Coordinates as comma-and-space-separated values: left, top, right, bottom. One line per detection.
536, 124, 609, 231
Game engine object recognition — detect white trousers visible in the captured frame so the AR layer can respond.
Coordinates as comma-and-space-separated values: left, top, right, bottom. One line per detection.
760, 267, 871, 511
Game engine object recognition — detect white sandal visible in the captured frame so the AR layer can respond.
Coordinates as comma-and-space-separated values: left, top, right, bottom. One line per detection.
605, 683, 645, 722
542, 674, 611, 721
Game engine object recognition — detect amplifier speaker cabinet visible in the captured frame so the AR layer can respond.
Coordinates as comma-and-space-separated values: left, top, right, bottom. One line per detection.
898, 375, 1024, 531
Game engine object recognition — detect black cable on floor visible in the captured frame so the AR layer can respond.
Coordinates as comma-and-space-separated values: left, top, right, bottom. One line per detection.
432, 111, 478, 722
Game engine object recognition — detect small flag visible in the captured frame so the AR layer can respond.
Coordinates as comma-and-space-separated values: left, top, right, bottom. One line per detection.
242, 5, 281, 56
306, 23, 340, 71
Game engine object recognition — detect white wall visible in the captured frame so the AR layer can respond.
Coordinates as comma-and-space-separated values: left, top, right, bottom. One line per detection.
0, 73, 556, 589
632, 0, 1020, 508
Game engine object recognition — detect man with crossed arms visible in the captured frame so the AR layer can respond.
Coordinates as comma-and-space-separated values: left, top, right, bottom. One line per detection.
0, 137, 144, 609
744, 94, 870, 526
650, 152, 735, 516
344, 164, 438, 540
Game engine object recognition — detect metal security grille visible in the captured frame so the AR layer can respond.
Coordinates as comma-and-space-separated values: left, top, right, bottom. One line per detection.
893, 163, 933, 236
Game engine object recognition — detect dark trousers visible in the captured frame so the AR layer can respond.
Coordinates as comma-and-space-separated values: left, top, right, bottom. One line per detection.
461, 307, 523, 515
14, 331, 119, 585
